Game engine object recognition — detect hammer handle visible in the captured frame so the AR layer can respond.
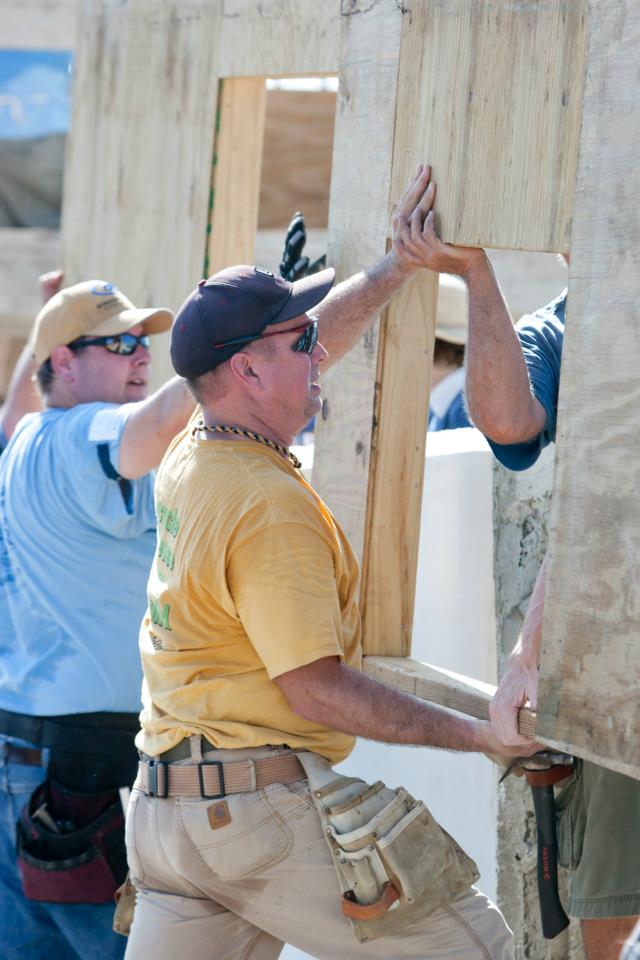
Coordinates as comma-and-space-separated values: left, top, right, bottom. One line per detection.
531, 783, 570, 939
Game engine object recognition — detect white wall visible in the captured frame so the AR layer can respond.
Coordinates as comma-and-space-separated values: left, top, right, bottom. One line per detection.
282, 429, 499, 959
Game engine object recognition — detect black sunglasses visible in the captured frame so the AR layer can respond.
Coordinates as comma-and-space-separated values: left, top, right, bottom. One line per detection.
69, 332, 151, 356
213, 318, 319, 356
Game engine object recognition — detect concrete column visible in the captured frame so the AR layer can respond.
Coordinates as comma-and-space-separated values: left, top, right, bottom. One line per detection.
493, 448, 584, 959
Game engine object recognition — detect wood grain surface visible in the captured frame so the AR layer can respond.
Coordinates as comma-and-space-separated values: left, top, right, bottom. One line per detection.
537, 0, 640, 780
392, 0, 587, 252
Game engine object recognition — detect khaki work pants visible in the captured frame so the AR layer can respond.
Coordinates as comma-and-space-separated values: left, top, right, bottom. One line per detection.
124, 746, 513, 960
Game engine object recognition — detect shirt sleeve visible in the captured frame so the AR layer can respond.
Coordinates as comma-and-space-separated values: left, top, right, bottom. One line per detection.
487, 296, 565, 471
54, 403, 156, 538
227, 520, 345, 679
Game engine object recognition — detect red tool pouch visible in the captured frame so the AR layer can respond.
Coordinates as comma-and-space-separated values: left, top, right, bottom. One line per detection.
16, 780, 126, 904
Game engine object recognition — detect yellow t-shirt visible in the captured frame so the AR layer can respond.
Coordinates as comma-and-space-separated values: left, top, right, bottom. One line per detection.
137, 426, 362, 764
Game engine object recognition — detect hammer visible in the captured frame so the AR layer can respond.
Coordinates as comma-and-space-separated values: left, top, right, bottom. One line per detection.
501, 750, 575, 938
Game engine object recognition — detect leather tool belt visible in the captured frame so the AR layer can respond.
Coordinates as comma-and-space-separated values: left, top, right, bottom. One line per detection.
135, 752, 305, 799
16, 780, 127, 904
298, 752, 479, 944
1, 709, 139, 905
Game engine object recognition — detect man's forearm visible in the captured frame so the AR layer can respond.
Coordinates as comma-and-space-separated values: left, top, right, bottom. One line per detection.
315, 251, 415, 370
282, 658, 484, 752
464, 255, 546, 443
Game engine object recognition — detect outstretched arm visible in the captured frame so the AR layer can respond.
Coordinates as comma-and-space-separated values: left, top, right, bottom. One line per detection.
391, 182, 547, 443
276, 655, 540, 759
464, 256, 546, 443
489, 555, 549, 746
315, 165, 446, 369
118, 376, 195, 479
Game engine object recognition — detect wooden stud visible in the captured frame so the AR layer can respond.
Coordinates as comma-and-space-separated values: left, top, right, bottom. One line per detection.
359, 272, 438, 655
312, 0, 405, 561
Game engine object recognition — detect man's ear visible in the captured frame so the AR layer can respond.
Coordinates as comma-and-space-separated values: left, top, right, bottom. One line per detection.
50, 345, 76, 383
228, 350, 264, 391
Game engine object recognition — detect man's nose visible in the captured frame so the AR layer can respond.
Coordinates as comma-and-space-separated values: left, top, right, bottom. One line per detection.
313, 341, 329, 363
133, 340, 151, 363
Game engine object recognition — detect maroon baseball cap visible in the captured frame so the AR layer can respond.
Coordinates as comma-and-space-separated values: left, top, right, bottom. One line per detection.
170, 264, 335, 379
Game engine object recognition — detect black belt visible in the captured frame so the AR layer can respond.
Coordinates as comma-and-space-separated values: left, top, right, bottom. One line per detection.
0, 708, 141, 792
0, 708, 139, 755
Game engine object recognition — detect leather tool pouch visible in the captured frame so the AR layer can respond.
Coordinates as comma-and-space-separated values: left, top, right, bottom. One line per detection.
298, 752, 479, 943
16, 780, 127, 904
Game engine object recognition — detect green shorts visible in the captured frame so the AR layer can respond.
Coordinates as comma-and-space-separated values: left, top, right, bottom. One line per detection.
556, 760, 640, 919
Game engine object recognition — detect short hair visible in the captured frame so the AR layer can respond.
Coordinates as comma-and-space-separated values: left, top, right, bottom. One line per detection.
185, 338, 276, 404
185, 366, 229, 405
35, 358, 55, 396
35, 341, 91, 397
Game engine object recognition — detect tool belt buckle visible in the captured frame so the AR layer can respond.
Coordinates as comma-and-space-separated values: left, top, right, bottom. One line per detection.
147, 759, 169, 798
197, 760, 226, 800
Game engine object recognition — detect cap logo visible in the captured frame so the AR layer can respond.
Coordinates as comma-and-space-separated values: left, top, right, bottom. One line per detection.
254, 267, 274, 277
91, 282, 117, 296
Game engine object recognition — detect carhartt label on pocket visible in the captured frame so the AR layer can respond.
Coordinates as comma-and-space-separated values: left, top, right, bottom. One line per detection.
207, 801, 232, 830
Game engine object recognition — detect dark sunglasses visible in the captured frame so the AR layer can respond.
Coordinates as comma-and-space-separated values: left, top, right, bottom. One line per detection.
69, 332, 151, 356
213, 318, 319, 356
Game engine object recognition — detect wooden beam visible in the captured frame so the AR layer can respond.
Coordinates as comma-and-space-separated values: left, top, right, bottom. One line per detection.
537, 1, 640, 781
359, 272, 437, 655
364, 656, 537, 738
207, 78, 267, 273
391, 0, 588, 251
218, 0, 341, 77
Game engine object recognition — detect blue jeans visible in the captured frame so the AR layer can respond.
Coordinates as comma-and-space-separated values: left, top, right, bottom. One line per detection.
0, 735, 125, 960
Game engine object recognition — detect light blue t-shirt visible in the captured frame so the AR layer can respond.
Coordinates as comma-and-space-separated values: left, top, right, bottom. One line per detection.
0, 403, 156, 715
487, 291, 567, 471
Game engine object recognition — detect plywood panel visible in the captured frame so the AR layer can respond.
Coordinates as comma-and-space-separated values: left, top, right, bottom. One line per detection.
208, 78, 266, 272
218, 0, 340, 77
392, 0, 587, 252
537, 1, 640, 779
311, 0, 404, 560
1, 0, 79, 49
61, 0, 223, 387
259, 90, 335, 229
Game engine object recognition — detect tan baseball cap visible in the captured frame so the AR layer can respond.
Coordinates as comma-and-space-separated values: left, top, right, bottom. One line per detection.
32, 280, 174, 365
436, 274, 469, 345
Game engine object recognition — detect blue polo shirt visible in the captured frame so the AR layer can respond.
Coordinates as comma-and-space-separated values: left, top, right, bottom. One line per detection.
487, 291, 566, 471
0, 403, 156, 715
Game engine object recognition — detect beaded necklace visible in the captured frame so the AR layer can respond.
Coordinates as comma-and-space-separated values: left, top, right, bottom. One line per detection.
196, 420, 302, 470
